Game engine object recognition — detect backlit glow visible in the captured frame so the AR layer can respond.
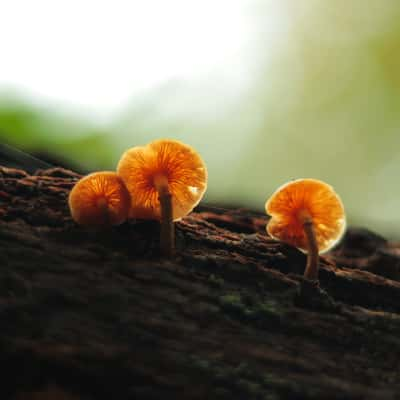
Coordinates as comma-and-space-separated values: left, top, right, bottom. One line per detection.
0, 0, 253, 120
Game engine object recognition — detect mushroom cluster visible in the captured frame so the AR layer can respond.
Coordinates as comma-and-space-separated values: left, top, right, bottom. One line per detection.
68, 139, 207, 257
69, 139, 347, 283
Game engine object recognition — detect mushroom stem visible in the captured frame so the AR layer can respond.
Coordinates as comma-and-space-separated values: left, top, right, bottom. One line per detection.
303, 218, 319, 280
97, 197, 110, 227
154, 175, 174, 257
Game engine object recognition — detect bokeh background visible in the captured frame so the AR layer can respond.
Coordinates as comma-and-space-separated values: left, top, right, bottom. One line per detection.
1, 0, 400, 237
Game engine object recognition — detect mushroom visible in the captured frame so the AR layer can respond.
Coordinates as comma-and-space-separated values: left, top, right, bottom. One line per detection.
117, 139, 207, 257
68, 171, 130, 227
265, 178, 346, 281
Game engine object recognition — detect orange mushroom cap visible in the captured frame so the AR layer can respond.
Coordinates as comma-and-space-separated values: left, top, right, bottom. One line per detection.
68, 171, 130, 227
265, 178, 346, 253
117, 139, 207, 221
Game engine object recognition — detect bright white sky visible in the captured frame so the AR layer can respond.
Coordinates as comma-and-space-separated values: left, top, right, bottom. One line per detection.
0, 0, 266, 121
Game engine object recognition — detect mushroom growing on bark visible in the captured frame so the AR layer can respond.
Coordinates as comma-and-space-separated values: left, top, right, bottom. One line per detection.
68, 171, 130, 227
117, 139, 207, 257
265, 178, 346, 281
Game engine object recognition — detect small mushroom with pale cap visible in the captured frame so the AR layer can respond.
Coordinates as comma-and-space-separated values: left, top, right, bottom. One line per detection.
68, 171, 130, 227
265, 178, 346, 281
117, 138, 207, 257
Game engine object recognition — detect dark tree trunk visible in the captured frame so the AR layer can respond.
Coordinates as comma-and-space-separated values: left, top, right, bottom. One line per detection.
0, 166, 399, 400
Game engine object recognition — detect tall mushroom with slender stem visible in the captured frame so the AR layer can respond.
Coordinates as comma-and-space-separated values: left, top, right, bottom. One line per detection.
68, 171, 130, 227
265, 179, 346, 281
117, 139, 207, 257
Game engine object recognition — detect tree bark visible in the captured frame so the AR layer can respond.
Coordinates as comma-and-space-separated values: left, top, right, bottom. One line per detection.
0, 166, 399, 400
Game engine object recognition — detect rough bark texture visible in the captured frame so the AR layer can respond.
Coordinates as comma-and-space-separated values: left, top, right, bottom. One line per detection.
0, 166, 399, 400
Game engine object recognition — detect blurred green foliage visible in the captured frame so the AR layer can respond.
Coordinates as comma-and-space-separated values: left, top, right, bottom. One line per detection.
1, 1, 400, 238
0, 97, 114, 171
